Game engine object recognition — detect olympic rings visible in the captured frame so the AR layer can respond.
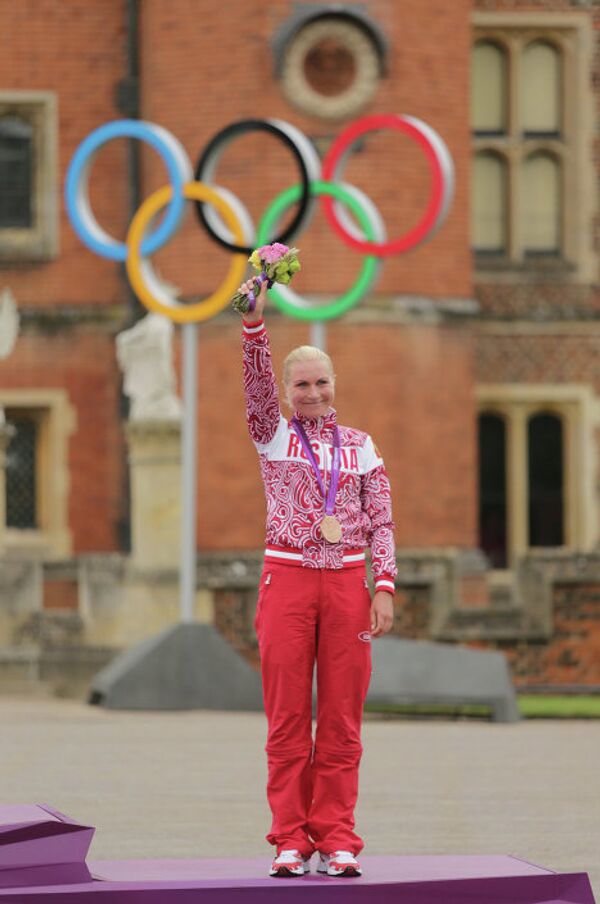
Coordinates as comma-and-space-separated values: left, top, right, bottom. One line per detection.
257, 180, 385, 322
194, 118, 321, 254
66, 113, 454, 324
321, 114, 455, 256
125, 182, 248, 324
65, 120, 193, 262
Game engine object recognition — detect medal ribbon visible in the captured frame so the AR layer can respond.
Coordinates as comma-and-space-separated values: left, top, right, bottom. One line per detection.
291, 417, 341, 515
247, 271, 274, 312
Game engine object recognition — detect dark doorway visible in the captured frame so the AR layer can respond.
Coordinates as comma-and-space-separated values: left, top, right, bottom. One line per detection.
528, 412, 564, 547
478, 413, 507, 568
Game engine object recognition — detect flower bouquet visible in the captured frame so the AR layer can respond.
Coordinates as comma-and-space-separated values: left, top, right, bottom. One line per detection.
231, 243, 301, 314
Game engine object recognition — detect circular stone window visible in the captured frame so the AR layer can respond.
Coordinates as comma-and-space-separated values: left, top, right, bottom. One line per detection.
280, 17, 383, 121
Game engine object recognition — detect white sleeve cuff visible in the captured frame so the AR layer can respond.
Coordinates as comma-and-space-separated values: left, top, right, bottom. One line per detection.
242, 319, 266, 336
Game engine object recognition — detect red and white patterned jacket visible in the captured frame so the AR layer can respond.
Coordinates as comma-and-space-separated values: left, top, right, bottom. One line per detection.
242, 318, 397, 594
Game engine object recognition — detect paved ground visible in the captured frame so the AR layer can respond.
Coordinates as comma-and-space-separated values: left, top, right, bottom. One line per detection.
1, 698, 598, 896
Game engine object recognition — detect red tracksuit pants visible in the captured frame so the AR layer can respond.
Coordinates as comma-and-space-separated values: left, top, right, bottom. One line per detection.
254, 560, 372, 858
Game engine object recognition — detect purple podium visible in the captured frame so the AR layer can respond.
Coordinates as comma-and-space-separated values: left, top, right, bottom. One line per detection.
0, 806, 595, 904
0, 805, 93, 890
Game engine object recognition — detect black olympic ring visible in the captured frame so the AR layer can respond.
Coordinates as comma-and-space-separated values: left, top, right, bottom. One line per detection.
194, 118, 314, 255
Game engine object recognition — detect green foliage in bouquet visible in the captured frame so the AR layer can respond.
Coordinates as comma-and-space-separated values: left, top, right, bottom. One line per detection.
231, 243, 301, 314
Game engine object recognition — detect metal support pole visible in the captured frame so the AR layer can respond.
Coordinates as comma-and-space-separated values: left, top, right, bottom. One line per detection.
180, 321, 198, 623
310, 321, 327, 351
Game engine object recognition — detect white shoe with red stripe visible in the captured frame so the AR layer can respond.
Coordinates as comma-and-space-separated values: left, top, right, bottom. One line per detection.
269, 849, 310, 877
317, 850, 362, 877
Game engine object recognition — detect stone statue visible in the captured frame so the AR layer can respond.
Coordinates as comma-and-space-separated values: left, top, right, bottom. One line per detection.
0, 288, 19, 360
116, 312, 182, 421
0, 288, 20, 426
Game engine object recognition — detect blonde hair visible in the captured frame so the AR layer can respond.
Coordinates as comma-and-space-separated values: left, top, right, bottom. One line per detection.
282, 345, 335, 386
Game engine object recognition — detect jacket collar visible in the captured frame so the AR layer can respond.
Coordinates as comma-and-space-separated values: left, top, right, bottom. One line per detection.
291, 407, 337, 433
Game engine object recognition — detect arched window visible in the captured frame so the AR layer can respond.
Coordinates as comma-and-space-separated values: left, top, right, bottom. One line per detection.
528, 412, 564, 547
478, 413, 507, 568
0, 115, 33, 229
6, 414, 38, 529
522, 152, 561, 255
521, 41, 561, 136
472, 151, 507, 253
472, 41, 507, 135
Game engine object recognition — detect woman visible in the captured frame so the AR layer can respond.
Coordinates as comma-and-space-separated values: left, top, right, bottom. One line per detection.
238, 278, 396, 878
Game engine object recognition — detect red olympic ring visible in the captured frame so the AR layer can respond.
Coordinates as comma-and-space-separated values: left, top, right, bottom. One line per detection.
321, 113, 452, 257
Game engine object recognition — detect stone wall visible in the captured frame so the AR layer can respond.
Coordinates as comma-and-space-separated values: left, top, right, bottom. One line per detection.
1, 549, 599, 696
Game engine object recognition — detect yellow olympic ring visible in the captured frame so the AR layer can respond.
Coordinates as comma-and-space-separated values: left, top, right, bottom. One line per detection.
125, 181, 247, 324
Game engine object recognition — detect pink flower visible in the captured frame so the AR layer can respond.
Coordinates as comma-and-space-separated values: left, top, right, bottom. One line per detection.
257, 242, 289, 264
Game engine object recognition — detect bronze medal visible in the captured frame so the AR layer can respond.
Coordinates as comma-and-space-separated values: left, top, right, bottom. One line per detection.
320, 514, 343, 544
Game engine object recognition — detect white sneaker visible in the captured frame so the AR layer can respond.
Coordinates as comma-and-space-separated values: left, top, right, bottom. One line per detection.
269, 849, 310, 877
317, 850, 362, 877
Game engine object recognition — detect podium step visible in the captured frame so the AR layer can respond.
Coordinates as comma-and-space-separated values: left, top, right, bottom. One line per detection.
0, 855, 595, 903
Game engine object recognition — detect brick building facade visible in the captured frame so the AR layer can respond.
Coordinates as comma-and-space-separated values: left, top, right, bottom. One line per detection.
0, 0, 599, 692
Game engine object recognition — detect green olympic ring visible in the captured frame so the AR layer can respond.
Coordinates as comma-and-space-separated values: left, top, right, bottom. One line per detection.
256, 180, 381, 322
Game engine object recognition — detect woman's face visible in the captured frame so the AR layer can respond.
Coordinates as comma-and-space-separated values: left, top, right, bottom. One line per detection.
285, 359, 335, 419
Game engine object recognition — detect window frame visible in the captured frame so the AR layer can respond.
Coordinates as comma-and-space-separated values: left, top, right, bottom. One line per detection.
521, 148, 563, 257
1, 389, 75, 558
0, 91, 58, 261
476, 384, 597, 569
472, 12, 595, 284
472, 148, 509, 255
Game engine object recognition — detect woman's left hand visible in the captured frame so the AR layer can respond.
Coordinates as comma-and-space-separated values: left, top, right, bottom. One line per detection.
370, 591, 394, 638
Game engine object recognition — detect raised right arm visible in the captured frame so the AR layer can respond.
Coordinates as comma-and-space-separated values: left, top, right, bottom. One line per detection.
242, 317, 281, 445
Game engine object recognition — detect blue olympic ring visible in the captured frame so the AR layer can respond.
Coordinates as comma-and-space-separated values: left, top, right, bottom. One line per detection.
64, 119, 193, 262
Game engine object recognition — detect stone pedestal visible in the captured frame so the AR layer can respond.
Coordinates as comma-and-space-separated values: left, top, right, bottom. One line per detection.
126, 420, 181, 570
89, 622, 263, 711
